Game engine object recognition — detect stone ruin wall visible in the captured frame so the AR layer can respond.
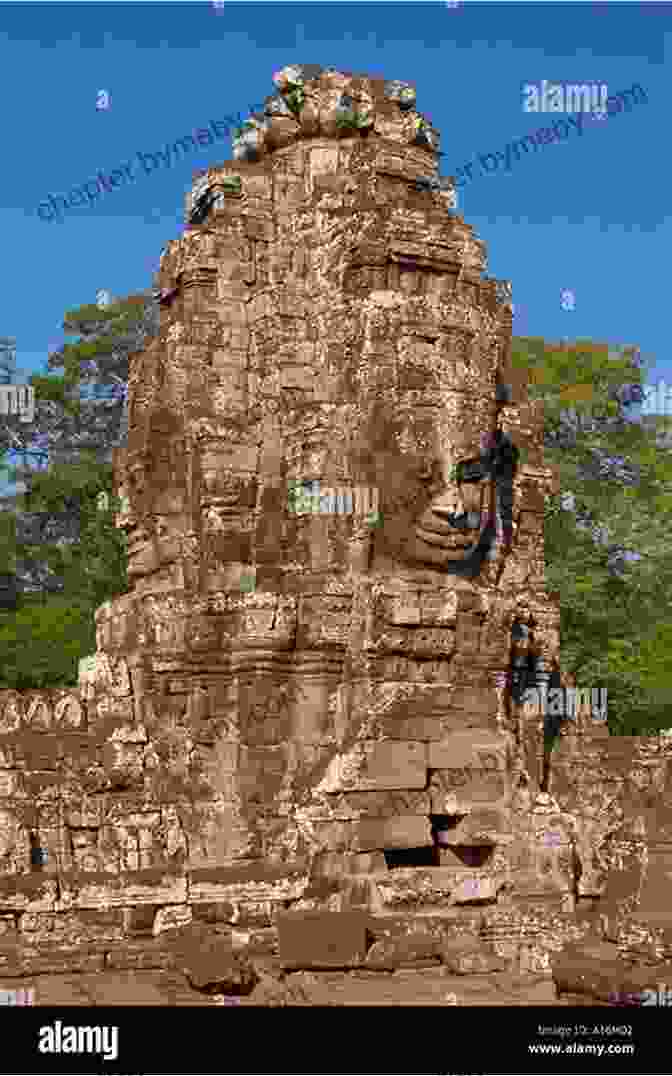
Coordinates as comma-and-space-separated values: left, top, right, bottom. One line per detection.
0, 68, 665, 978
1, 675, 666, 970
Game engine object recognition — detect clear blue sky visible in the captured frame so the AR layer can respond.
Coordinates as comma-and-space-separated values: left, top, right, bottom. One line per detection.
1, 0, 670, 492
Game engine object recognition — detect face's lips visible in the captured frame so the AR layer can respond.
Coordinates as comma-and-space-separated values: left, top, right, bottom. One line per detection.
414, 488, 496, 558
416, 514, 482, 554
415, 529, 477, 555
416, 527, 479, 553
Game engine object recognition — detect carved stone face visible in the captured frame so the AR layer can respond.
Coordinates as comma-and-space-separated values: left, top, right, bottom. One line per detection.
121, 514, 188, 580
116, 453, 187, 580
367, 396, 518, 581
407, 428, 518, 576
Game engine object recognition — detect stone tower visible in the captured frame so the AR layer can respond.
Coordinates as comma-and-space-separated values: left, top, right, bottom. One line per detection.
7, 68, 654, 978
111, 64, 561, 874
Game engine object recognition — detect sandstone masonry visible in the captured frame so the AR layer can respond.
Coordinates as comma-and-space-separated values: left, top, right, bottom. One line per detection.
0, 66, 666, 997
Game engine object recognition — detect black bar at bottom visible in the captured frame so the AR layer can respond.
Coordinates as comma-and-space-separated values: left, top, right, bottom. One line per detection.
2, 1006, 661, 1073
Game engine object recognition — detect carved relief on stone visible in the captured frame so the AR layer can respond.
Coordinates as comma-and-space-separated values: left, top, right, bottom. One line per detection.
202, 505, 224, 532
0, 808, 26, 869
70, 829, 101, 873
186, 616, 221, 655
149, 614, 186, 652
366, 591, 458, 659
237, 596, 297, 647
109, 658, 131, 698
77, 655, 99, 700
297, 596, 352, 649
0, 694, 23, 733
78, 654, 130, 701
161, 805, 188, 861
166, 322, 185, 344
101, 739, 145, 788
240, 687, 292, 748
25, 695, 52, 729
186, 683, 210, 723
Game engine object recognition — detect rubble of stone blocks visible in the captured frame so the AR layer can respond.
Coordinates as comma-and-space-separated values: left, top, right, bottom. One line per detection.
0, 66, 666, 1001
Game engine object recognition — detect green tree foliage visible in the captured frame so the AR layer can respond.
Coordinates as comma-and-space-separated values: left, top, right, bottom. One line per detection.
0, 450, 128, 686
512, 337, 672, 735
0, 291, 158, 687
0, 595, 96, 690
0, 290, 158, 469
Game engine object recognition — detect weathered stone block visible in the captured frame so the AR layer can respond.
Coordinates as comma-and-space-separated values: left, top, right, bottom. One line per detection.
277, 910, 370, 969
429, 769, 507, 809
551, 940, 647, 1003
365, 931, 443, 969
427, 731, 509, 771
378, 716, 444, 740
317, 741, 428, 792
166, 923, 259, 994
441, 936, 510, 974
451, 875, 500, 903
0, 875, 57, 912
61, 869, 188, 909
434, 807, 511, 845
153, 903, 193, 936
191, 901, 236, 924
124, 905, 159, 935
310, 851, 387, 877
105, 941, 176, 971
0, 915, 17, 941
317, 789, 430, 820
0, 771, 21, 798
315, 815, 433, 853
187, 862, 308, 907
0, 946, 105, 977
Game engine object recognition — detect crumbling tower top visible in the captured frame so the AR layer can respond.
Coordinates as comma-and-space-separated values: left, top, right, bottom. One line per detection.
233, 65, 446, 169
183, 64, 461, 230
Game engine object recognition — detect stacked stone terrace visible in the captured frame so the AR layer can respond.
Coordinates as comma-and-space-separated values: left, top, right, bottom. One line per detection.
0, 66, 667, 985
